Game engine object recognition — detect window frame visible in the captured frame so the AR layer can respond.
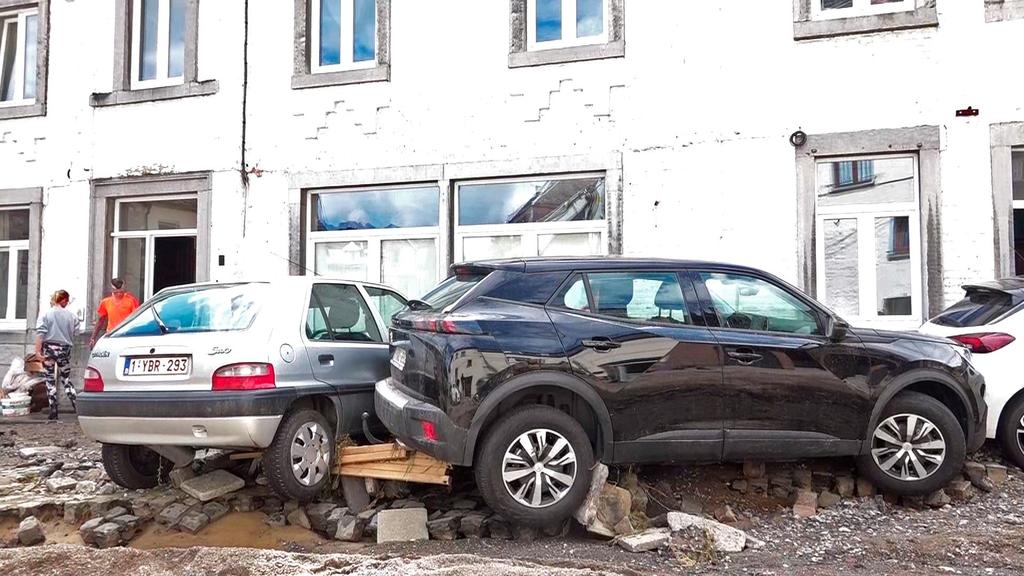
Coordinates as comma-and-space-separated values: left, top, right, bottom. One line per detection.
0, 190, 40, 334
130, 0, 185, 90
0, 208, 29, 328
810, 0, 915, 21
509, 0, 624, 68
793, 0, 937, 41
453, 173, 608, 263
526, 0, 611, 51
0, 0, 46, 120
302, 282, 388, 346
546, 269, 702, 328
293, 0, 390, 89
110, 194, 199, 301
310, 0, 378, 75
0, 7, 36, 107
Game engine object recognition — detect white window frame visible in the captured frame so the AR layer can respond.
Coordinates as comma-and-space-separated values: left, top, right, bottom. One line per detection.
0, 207, 29, 328
815, 154, 922, 328
305, 185, 443, 293
130, 0, 185, 90
453, 173, 608, 263
527, 0, 610, 51
111, 194, 198, 300
310, 0, 378, 74
811, 0, 915, 21
0, 7, 38, 108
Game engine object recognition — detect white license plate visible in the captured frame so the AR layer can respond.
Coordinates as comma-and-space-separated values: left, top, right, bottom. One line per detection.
123, 356, 192, 376
390, 348, 407, 371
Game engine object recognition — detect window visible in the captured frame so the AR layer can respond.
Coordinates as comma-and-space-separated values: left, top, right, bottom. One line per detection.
815, 155, 921, 323
812, 0, 914, 20
113, 283, 265, 337
112, 196, 198, 300
551, 272, 692, 326
553, 274, 589, 312
528, 0, 608, 50
364, 286, 407, 328
313, 0, 376, 73
0, 209, 29, 326
1013, 150, 1024, 275
701, 272, 821, 335
308, 186, 441, 299
455, 175, 606, 262
132, 0, 186, 88
306, 283, 382, 343
0, 6, 37, 107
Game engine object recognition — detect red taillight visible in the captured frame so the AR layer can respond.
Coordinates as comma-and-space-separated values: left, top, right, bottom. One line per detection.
83, 367, 104, 392
410, 317, 480, 335
421, 420, 438, 441
212, 363, 276, 391
950, 333, 1016, 354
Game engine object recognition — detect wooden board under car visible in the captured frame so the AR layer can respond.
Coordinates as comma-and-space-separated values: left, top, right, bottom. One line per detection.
335, 442, 450, 486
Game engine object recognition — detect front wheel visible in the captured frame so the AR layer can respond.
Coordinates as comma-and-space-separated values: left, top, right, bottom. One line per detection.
856, 392, 965, 496
998, 396, 1024, 469
475, 405, 594, 527
101, 444, 171, 489
264, 408, 334, 502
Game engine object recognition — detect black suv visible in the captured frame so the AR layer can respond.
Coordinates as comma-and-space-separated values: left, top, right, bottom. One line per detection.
376, 258, 986, 526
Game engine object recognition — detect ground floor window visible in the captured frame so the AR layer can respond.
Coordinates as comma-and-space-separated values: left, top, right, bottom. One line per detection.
0, 208, 29, 326
1012, 150, 1024, 276
111, 196, 198, 300
815, 155, 921, 325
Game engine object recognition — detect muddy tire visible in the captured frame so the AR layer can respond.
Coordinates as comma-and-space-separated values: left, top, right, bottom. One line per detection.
101, 443, 171, 489
856, 392, 965, 496
998, 396, 1024, 470
475, 405, 594, 527
264, 408, 333, 502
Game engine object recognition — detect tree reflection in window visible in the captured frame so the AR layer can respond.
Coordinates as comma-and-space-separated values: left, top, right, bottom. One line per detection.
459, 177, 605, 226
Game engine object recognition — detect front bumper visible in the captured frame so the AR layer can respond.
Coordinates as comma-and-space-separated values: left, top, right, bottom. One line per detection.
968, 371, 987, 453
375, 377, 469, 465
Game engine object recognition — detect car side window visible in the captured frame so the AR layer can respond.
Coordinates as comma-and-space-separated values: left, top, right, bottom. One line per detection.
364, 287, 408, 329
552, 275, 591, 312
587, 272, 692, 325
306, 284, 383, 343
700, 272, 821, 335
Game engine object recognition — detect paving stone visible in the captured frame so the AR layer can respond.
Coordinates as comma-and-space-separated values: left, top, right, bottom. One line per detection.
427, 516, 460, 540
169, 467, 196, 489
617, 528, 671, 553
75, 481, 98, 495
202, 501, 230, 523
926, 489, 951, 508
64, 501, 92, 525
376, 508, 428, 543
17, 516, 45, 546
157, 502, 192, 527
855, 477, 876, 498
93, 523, 122, 549
947, 479, 973, 500
178, 511, 210, 534
79, 518, 105, 546
817, 491, 841, 508
287, 508, 311, 530
987, 464, 1009, 486
45, 476, 78, 494
334, 514, 366, 542
834, 476, 855, 498
103, 506, 130, 521
793, 469, 813, 490
179, 470, 245, 502
793, 490, 818, 518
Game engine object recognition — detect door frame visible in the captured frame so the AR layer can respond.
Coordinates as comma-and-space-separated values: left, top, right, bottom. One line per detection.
111, 193, 199, 300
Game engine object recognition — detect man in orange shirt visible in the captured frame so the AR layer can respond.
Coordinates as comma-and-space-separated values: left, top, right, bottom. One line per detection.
89, 278, 140, 348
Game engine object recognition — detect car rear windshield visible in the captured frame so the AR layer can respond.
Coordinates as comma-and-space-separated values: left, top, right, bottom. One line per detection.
111, 284, 266, 337
419, 273, 488, 310
931, 289, 1022, 328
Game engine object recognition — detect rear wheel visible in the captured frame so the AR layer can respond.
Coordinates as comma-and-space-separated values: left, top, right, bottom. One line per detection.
265, 408, 333, 502
101, 444, 171, 489
475, 405, 594, 527
998, 396, 1024, 469
856, 392, 965, 496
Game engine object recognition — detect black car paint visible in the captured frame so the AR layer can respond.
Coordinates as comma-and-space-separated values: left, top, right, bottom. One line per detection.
378, 258, 986, 467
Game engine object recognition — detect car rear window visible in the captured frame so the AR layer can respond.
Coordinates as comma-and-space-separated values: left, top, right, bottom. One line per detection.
483, 271, 569, 305
420, 273, 488, 309
112, 284, 265, 337
931, 290, 1021, 328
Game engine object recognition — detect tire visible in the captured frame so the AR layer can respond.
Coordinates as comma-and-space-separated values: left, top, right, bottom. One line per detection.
264, 408, 333, 502
475, 405, 594, 527
101, 443, 171, 489
998, 396, 1024, 470
856, 392, 966, 496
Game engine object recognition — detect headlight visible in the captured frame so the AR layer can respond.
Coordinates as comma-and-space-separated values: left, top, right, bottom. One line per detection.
953, 344, 973, 365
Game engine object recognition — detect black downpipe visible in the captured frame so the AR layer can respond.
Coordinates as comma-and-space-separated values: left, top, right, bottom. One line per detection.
240, 0, 250, 236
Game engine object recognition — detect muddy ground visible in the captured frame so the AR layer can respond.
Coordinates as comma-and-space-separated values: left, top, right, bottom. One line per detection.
1, 415, 1023, 575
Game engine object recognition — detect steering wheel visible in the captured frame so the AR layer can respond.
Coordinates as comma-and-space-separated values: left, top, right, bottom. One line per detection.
727, 313, 752, 330
310, 328, 331, 340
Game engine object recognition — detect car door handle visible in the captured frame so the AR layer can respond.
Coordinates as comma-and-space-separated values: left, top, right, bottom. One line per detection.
727, 350, 762, 365
582, 338, 621, 351
318, 354, 334, 366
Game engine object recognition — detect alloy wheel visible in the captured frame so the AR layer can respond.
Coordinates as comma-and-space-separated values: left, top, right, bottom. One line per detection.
501, 428, 577, 509
870, 413, 946, 481
1016, 414, 1024, 458
290, 422, 330, 486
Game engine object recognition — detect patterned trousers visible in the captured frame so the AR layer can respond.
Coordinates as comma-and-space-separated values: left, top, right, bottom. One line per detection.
42, 342, 76, 419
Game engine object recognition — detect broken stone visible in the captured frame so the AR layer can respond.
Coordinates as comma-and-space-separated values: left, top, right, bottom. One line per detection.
103, 506, 130, 521
81, 468, 104, 482
341, 475, 371, 513
621, 470, 649, 516
179, 470, 245, 502
262, 497, 283, 514
834, 476, 855, 498
264, 513, 287, 528
362, 509, 379, 538
947, 479, 973, 500
487, 516, 512, 540
178, 511, 210, 534
730, 479, 749, 494
793, 469, 813, 490
112, 515, 141, 542
335, 514, 365, 542
202, 501, 230, 523
617, 527, 671, 553
449, 498, 478, 511
793, 490, 818, 518
389, 498, 425, 509
18, 446, 61, 459
324, 507, 351, 535
769, 476, 793, 499
79, 518, 104, 546
902, 495, 926, 510
75, 480, 98, 495
16, 501, 43, 519
460, 512, 489, 538
817, 491, 841, 509
168, 467, 196, 489
305, 502, 338, 532
93, 523, 122, 549
513, 524, 539, 542
713, 504, 738, 524
855, 477, 876, 498
573, 462, 610, 528
381, 480, 411, 500
133, 493, 178, 520
665, 512, 747, 553
748, 477, 769, 495
45, 476, 78, 494
926, 489, 951, 508
376, 508, 428, 543
157, 502, 192, 527
742, 461, 765, 479
64, 501, 92, 525
987, 464, 1009, 486
283, 500, 300, 514
596, 484, 632, 531
232, 494, 257, 513
427, 516, 460, 541
287, 508, 311, 530
96, 483, 117, 496
17, 516, 45, 546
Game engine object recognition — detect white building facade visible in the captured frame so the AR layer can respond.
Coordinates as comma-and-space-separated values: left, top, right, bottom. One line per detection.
2, 0, 1024, 375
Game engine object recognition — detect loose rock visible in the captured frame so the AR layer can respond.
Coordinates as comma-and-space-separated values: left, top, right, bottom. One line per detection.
92, 523, 122, 549
17, 516, 45, 546
335, 514, 365, 542
834, 476, 855, 498
818, 491, 841, 509
287, 508, 311, 530
460, 512, 488, 538
179, 470, 245, 502
426, 516, 460, 540
793, 490, 818, 518
617, 528, 671, 553
987, 464, 1009, 486
743, 461, 765, 479
178, 511, 210, 534
44, 476, 78, 494
665, 512, 747, 553
926, 489, 951, 508
202, 501, 230, 523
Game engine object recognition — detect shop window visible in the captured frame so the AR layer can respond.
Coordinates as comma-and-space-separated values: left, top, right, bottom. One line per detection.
1013, 150, 1024, 275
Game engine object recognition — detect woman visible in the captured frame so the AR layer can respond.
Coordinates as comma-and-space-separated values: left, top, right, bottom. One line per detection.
35, 290, 80, 421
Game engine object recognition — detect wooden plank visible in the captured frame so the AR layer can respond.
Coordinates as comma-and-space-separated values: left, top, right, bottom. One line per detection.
229, 451, 263, 461
337, 468, 450, 486
338, 446, 410, 465
341, 463, 447, 476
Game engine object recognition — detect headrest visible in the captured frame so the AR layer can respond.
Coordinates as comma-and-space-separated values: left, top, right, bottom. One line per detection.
654, 281, 686, 311
328, 299, 360, 330
591, 277, 633, 310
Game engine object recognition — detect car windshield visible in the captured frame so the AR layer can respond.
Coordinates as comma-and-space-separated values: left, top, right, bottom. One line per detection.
111, 284, 266, 337
419, 273, 488, 310
931, 289, 1022, 328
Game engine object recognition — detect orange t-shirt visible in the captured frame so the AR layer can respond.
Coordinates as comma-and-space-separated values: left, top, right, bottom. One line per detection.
99, 294, 140, 330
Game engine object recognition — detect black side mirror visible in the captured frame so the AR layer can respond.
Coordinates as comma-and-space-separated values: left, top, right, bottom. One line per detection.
826, 317, 849, 342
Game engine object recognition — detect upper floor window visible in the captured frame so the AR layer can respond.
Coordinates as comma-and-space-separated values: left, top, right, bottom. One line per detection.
529, 0, 608, 50
813, 0, 914, 20
313, 0, 377, 74
0, 6, 37, 107
132, 0, 186, 89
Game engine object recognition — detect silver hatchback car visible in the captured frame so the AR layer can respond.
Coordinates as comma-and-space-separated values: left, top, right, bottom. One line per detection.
78, 277, 407, 501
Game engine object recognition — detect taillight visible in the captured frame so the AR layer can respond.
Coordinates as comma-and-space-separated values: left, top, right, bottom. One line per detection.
83, 367, 104, 392
410, 317, 481, 335
212, 363, 276, 390
950, 333, 1016, 354
421, 420, 438, 441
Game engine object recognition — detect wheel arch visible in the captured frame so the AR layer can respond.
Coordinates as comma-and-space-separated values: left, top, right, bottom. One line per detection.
864, 369, 972, 453
996, 387, 1024, 442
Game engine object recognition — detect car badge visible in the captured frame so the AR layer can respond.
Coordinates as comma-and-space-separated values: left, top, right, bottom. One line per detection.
90, 350, 110, 358
208, 347, 232, 356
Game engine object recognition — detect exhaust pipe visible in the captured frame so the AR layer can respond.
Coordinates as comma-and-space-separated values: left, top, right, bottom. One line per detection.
147, 445, 196, 468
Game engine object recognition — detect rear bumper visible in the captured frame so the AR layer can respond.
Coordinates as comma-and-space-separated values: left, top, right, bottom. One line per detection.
375, 377, 469, 466
78, 415, 282, 449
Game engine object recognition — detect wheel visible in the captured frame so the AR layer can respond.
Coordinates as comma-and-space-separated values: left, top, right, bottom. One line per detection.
475, 405, 594, 527
101, 444, 171, 489
856, 392, 966, 496
998, 396, 1024, 469
264, 408, 333, 502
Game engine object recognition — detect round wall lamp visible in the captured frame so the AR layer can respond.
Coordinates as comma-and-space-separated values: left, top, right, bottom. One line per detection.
789, 130, 807, 148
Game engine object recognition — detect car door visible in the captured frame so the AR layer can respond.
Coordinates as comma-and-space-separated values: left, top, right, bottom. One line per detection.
545, 270, 725, 464
692, 269, 871, 460
303, 283, 391, 391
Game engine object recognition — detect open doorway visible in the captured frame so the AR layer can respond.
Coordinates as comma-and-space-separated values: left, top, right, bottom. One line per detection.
112, 196, 198, 300
153, 236, 196, 294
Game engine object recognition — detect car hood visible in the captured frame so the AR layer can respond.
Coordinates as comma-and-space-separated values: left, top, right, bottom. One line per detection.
848, 326, 957, 347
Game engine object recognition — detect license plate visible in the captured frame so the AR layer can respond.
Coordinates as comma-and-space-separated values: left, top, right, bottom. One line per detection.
390, 348, 407, 371
123, 356, 191, 376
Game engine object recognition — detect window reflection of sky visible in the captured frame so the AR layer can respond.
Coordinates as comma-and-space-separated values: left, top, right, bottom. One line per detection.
315, 187, 439, 231
140, 0, 159, 80
354, 0, 375, 62
536, 0, 561, 41
459, 179, 605, 226
320, 0, 341, 65
576, 0, 603, 37
168, 0, 186, 77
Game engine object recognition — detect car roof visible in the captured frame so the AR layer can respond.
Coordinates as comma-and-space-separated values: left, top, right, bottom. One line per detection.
457, 256, 771, 275
151, 276, 400, 296
963, 278, 1024, 296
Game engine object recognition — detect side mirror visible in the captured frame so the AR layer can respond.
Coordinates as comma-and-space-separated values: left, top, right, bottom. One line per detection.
826, 317, 849, 342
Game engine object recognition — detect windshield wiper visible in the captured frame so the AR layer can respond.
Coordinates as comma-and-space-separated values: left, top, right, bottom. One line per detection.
407, 299, 433, 311
151, 307, 170, 334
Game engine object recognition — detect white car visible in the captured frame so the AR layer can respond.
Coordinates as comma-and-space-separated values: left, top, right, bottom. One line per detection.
920, 279, 1024, 467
